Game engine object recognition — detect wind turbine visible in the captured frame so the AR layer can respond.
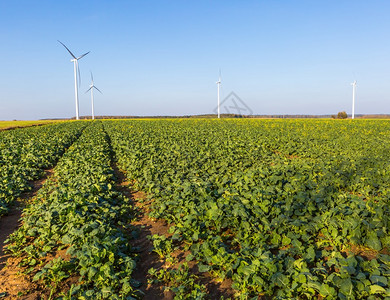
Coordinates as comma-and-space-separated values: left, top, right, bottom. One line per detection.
216, 69, 221, 118
86, 72, 102, 120
58, 40, 90, 120
351, 80, 357, 119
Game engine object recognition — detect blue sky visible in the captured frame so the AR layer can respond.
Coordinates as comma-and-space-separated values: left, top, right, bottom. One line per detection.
0, 0, 389, 120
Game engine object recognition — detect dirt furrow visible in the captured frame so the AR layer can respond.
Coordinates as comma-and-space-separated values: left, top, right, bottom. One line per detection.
111, 163, 174, 299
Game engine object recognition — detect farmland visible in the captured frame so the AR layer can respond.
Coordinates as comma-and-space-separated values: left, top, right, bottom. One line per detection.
0, 119, 389, 299
0, 120, 62, 131
0, 122, 87, 216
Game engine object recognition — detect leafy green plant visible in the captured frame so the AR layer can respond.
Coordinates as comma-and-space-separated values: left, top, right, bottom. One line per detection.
150, 234, 174, 258
0, 121, 87, 217
6, 122, 139, 299
149, 263, 207, 300
4, 119, 390, 298
105, 119, 390, 298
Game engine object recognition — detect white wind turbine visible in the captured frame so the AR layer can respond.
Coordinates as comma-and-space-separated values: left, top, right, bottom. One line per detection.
351, 80, 357, 119
216, 69, 221, 119
58, 40, 90, 120
86, 72, 102, 120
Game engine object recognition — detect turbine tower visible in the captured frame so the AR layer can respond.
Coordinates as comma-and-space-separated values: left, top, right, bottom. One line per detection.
216, 70, 221, 119
351, 80, 357, 119
58, 41, 90, 120
86, 72, 102, 120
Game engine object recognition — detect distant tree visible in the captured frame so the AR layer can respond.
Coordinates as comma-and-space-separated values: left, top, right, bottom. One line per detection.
337, 111, 348, 119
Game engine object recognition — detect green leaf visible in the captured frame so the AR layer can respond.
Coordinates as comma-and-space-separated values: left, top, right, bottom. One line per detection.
88, 267, 98, 281
33, 271, 43, 282
282, 236, 291, 246
370, 275, 388, 287
297, 273, 306, 284
319, 283, 336, 297
61, 234, 72, 245
340, 278, 353, 296
366, 231, 382, 251
198, 264, 211, 273
172, 232, 181, 240
186, 254, 194, 261
370, 284, 386, 294
305, 246, 316, 262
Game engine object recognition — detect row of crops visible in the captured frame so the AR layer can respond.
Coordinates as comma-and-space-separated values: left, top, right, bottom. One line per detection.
1, 119, 390, 299
6, 122, 140, 299
104, 119, 390, 299
0, 122, 87, 216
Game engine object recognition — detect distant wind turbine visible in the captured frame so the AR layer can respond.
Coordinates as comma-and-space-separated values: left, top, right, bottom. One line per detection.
351, 80, 357, 119
58, 40, 90, 120
216, 69, 221, 119
85, 72, 102, 120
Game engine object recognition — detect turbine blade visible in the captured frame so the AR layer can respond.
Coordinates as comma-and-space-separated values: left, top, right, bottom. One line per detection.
77, 51, 90, 60
90, 71, 93, 82
58, 40, 77, 59
94, 86, 103, 94
85, 87, 92, 93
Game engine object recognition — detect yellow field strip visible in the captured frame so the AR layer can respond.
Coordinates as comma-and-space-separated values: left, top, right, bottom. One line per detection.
0, 120, 64, 130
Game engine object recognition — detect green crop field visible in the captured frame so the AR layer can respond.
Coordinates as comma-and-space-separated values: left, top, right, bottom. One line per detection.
0, 119, 389, 299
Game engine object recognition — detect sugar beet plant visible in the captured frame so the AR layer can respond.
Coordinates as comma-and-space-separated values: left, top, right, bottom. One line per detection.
0, 122, 87, 216
6, 122, 140, 299
105, 119, 390, 299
